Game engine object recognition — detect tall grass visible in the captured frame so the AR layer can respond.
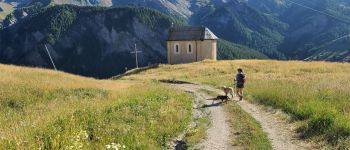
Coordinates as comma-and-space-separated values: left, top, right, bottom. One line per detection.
0, 64, 192, 149
225, 103, 272, 149
123, 60, 350, 148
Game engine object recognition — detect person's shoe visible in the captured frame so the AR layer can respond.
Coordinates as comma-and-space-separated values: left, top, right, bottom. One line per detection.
239, 96, 243, 101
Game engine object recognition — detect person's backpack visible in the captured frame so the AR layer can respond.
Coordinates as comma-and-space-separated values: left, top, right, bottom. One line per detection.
236, 73, 245, 85
241, 74, 246, 84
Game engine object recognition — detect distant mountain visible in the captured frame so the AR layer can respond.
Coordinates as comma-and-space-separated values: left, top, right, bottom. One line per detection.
218, 39, 269, 60
245, 0, 350, 61
279, 0, 350, 61
0, 0, 291, 59
1, 0, 350, 63
192, 0, 288, 59
1, 0, 196, 18
0, 5, 181, 78
244, 0, 288, 14
0, 5, 265, 78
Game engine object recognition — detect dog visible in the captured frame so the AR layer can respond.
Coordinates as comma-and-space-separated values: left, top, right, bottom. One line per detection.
216, 95, 229, 103
207, 95, 229, 104
222, 86, 235, 98
207, 95, 230, 104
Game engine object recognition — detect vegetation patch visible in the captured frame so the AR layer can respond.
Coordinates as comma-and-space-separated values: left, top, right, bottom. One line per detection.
22, 85, 192, 149
122, 60, 350, 148
183, 116, 210, 147
218, 39, 269, 60
0, 65, 192, 150
225, 102, 272, 149
47, 88, 109, 101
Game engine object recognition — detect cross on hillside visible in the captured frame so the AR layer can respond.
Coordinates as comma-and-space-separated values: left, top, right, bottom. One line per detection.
130, 44, 142, 68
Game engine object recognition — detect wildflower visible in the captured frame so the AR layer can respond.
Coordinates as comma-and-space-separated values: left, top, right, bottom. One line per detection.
82, 131, 89, 139
106, 145, 111, 149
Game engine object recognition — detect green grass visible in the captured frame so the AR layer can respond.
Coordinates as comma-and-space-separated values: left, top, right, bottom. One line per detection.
0, 64, 192, 149
23, 85, 191, 149
2, 60, 350, 149
199, 87, 272, 149
225, 102, 272, 149
183, 116, 210, 148
122, 60, 350, 148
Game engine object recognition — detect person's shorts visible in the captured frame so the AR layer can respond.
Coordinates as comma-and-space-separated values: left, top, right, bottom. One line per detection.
236, 84, 244, 88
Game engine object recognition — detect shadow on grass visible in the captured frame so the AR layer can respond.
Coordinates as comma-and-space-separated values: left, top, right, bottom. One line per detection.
199, 97, 236, 108
111, 64, 159, 80
200, 102, 223, 108
174, 140, 188, 150
159, 79, 194, 84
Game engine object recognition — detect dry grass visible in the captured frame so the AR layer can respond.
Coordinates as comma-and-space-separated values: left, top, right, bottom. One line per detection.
2, 60, 350, 149
0, 64, 192, 149
123, 60, 350, 148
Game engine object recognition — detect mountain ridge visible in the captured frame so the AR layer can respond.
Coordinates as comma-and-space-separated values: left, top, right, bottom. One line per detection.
0, 5, 266, 78
0, 5, 181, 78
0, 0, 350, 75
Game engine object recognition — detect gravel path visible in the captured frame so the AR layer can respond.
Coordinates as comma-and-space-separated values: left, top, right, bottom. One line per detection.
172, 83, 234, 150
237, 100, 312, 150
171, 83, 314, 150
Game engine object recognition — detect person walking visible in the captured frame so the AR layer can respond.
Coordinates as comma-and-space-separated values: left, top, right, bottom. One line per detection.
235, 68, 246, 101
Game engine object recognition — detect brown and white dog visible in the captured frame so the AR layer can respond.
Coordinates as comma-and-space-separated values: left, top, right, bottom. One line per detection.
222, 86, 235, 98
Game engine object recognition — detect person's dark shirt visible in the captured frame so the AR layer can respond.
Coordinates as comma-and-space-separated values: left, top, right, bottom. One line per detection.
236, 73, 245, 85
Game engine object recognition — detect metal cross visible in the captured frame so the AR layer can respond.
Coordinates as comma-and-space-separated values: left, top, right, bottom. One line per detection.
130, 44, 142, 68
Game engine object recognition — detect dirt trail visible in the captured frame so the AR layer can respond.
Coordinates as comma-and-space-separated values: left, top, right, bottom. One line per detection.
171, 83, 313, 150
237, 100, 312, 150
171, 83, 235, 150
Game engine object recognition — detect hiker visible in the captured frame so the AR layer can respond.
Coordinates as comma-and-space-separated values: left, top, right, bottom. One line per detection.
235, 68, 246, 101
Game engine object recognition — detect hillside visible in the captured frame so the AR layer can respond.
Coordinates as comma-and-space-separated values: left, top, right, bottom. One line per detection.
193, 1, 287, 59
218, 39, 269, 60
1, 0, 350, 63
0, 5, 268, 78
122, 60, 350, 149
0, 64, 192, 149
1, 60, 350, 149
0, 5, 182, 78
245, 0, 350, 61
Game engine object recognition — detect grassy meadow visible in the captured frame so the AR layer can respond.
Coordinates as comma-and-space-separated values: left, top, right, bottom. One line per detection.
0, 64, 192, 149
122, 60, 350, 148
